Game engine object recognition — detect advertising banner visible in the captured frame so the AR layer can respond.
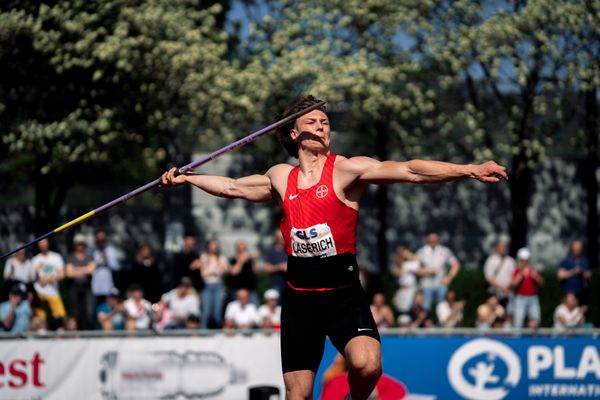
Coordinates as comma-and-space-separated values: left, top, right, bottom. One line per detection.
1, 333, 598, 399
0, 334, 284, 400
316, 335, 600, 400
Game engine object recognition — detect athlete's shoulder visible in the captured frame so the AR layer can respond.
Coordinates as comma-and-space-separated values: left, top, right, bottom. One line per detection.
265, 163, 295, 189
266, 163, 295, 177
334, 155, 380, 175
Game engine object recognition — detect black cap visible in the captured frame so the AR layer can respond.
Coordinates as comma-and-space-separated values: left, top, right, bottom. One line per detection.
9, 283, 27, 296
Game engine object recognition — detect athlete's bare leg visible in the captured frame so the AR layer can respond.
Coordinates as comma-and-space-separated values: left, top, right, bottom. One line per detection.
344, 336, 382, 400
283, 370, 315, 400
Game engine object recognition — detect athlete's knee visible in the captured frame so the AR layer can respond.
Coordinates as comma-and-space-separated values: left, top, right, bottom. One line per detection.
285, 383, 313, 400
348, 351, 382, 379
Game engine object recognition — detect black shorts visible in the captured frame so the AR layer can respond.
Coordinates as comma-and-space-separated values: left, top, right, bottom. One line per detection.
280, 254, 380, 374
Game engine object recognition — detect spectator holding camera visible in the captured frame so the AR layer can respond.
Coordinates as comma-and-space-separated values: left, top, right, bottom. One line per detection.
511, 248, 544, 329
0, 283, 31, 333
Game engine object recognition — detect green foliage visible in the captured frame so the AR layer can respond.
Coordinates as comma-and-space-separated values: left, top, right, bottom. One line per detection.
0, 0, 263, 232
0, 0, 243, 182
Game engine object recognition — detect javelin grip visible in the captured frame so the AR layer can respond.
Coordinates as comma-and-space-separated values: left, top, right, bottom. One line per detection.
0, 101, 325, 260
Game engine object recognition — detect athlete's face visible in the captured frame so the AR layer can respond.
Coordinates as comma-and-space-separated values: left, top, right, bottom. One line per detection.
290, 110, 330, 154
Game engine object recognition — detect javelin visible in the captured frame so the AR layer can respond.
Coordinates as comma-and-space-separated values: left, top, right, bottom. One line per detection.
0, 101, 326, 260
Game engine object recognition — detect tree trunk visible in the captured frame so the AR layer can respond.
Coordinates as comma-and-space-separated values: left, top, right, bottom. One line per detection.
375, 120, 389, 272
508, 152, 531, 256
508, 88, 535, 256
33, 170, 70, 239
584, 88, 598, 270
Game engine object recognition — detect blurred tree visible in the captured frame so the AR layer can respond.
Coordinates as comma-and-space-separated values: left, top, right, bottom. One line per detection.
239, 0, 444, 270
573, 1, 600, 270
393, 0, 597, 255
236, 0, 599, 266
0, 0, 247, 235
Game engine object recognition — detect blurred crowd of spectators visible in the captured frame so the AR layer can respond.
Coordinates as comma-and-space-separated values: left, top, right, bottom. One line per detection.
1, 229, 287, 333
386, 233, 592, 331
0, 229, 593, 334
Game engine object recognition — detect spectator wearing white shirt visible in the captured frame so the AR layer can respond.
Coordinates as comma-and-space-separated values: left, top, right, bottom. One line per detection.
224, 289, 259, 329
416, 233, 460, 311
436, 290, 464, 328
91, 230, 121, 307
124, 284, 153, 331
553, 292, 587, 332
192, 239, 229, 329
158, 277, 200, 330
3, 248, 36, 301
484, 240, 515, 310
391, 246, 423, 314
32, 239, 66, 328
258, 289, 281, 329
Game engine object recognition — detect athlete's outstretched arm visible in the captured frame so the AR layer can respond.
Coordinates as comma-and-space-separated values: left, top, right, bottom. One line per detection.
161, 167, 274, 202
339, 157, 508, 185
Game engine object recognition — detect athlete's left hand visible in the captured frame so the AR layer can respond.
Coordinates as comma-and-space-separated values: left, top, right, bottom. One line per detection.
472, 161, 508, 183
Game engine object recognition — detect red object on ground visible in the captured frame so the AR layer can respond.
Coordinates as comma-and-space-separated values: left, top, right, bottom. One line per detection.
320, 374, 408, 400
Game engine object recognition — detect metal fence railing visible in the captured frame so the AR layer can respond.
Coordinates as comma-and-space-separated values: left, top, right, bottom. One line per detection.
0, 327, 598, 340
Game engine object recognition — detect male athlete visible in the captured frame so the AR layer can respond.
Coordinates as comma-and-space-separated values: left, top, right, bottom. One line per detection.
161, 95, 508, 400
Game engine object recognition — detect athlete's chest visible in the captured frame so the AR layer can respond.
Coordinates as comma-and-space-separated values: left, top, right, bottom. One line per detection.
296, 172, 322, 190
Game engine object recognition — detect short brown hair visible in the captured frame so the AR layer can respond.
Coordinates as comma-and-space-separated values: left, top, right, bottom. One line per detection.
276, 95, 327, 158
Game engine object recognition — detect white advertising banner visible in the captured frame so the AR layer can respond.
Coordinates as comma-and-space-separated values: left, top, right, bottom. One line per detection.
0, 334, 284, 400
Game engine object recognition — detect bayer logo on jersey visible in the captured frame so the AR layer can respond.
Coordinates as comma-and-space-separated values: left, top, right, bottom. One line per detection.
315, 185, 328, 198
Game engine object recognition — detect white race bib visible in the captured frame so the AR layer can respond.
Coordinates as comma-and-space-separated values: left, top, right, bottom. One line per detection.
291, 223, 338, 257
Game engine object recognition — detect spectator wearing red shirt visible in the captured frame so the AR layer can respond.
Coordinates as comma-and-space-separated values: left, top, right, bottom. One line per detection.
511, 248, 544, 328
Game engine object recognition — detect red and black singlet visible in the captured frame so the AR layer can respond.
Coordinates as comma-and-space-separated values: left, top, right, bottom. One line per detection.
280, 153, 358, 257
280, 154, 360, 290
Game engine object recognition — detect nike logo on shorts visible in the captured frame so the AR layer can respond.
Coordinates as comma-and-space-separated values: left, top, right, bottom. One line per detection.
358, 328, 373, 332
289, 193, 299, 200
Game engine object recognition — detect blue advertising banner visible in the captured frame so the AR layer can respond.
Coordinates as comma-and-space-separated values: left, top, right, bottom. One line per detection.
315, 335, 600, 400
